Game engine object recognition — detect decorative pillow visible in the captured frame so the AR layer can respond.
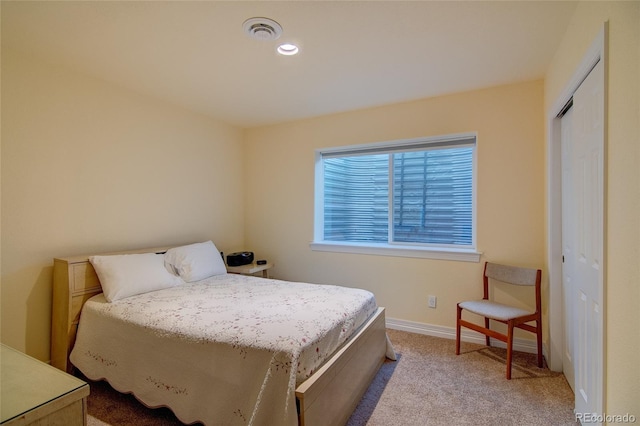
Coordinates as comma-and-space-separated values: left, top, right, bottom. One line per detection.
163, 240, 227, 282
89, 253, 184, 302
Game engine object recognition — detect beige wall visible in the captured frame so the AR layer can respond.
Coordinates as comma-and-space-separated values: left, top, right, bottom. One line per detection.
544, 1, 639, 416
244, 80, 546, 335
1, 49, 246, 360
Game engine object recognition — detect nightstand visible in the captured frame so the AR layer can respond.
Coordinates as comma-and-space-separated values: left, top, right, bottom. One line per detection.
227, 262, 274, 278
1, 344, 89, 425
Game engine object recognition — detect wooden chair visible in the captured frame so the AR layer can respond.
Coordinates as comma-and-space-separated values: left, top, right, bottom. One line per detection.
456, 262, 542, 379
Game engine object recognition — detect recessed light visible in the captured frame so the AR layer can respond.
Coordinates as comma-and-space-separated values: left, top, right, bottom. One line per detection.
277, 43, 299, 56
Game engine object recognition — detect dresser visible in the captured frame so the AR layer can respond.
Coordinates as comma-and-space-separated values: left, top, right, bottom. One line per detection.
1, 344, 89, 425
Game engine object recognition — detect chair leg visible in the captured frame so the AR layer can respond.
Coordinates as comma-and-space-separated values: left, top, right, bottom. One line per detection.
506, 321, 514, 380
456, 305, 462, 355
484, 317, 491, 347
536, 318, 543, 368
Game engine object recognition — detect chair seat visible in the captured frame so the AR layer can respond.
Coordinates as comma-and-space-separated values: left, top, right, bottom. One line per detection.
458, 299, 534, 321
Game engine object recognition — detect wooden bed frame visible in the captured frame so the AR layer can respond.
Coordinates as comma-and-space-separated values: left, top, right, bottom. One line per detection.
51, 245, 388, 426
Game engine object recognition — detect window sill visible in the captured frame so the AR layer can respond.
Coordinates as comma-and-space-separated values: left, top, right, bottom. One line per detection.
309, 241, 481, 262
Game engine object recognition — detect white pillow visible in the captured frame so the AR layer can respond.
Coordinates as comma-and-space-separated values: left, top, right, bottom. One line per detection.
164, 241, 227, 282
90, 253, 184, 302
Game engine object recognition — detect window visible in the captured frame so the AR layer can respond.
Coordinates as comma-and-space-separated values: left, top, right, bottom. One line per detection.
312, 134, 480, 261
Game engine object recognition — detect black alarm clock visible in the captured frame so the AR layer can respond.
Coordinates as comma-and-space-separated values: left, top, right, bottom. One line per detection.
226, 251, 254, 266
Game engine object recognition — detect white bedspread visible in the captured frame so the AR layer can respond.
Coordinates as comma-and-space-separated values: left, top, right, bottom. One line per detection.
70, 273, 380, 425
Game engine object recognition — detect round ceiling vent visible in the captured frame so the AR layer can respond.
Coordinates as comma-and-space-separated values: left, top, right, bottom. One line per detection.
243, 17, 283, 41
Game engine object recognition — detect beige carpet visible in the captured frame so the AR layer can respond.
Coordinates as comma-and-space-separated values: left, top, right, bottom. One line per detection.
83, 329, 576, 425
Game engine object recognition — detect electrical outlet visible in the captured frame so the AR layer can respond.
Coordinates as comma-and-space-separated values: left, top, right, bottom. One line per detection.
428, 295, 437, 308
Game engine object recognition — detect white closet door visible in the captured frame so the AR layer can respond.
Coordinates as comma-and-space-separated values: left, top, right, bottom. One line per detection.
560, 105, 575, 392
562, 59, 604, 421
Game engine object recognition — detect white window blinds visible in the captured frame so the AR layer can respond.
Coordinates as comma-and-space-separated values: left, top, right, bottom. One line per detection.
318, 135, 475, 249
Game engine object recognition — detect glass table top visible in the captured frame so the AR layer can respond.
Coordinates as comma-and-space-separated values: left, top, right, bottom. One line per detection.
1, 344, 88, 424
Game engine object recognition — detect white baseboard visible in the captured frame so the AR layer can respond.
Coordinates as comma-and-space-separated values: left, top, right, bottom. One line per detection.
386, 317, 541, 355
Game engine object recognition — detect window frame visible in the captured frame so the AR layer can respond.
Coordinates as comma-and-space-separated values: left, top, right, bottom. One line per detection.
311, 133, 481, 262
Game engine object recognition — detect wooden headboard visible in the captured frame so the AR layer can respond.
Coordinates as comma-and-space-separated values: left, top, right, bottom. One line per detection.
50, 245, 174, 373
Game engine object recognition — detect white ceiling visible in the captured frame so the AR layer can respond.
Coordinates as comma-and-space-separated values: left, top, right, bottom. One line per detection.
2, 1, 578, 128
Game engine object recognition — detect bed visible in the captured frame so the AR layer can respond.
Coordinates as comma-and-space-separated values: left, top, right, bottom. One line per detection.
50, 242, 394, 426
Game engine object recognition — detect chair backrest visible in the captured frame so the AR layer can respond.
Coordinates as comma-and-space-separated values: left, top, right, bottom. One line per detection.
483, 262, 542, 313
484, 262, 539, 286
